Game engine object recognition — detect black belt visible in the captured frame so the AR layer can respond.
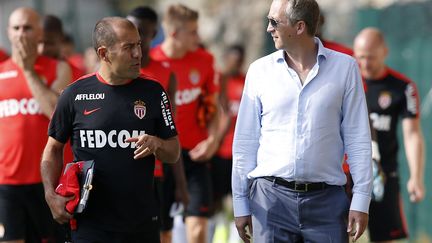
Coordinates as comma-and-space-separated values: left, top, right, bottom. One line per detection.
262, 176, 331, 192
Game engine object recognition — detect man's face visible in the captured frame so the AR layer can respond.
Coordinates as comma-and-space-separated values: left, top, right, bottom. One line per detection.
106, 26, 142, 80
175, 20, 200, 51
8, 9, 41, 49
223, 50, 243, 74
354, 41, 387, 80
266, 1, 297, 50
126, 16, 157, 60
38, 31, 63, 58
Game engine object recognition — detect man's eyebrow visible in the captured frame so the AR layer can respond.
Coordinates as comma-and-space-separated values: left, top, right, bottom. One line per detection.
120, 42, 135, 47
121, 39, 141, 46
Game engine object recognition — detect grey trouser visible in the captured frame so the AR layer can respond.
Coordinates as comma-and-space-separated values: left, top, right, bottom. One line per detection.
250, 178, 349, 243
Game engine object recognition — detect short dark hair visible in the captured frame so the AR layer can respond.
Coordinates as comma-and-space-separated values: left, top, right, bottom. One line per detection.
285, 0, 320, 36
63, 33, 74, 45
128, 6, 158, 23
93, 17, 126, 51
226, 44, 245, 63
92, 17, 137, 52
42, 14, 63, 34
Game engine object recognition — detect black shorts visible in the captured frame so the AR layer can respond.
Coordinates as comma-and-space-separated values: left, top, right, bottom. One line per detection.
71, 220, 160, 243
210, 156, 232, 203
0, 184, 54, 242
368, 174, 408, 241
182, 149, 213, 217
155, 164, 176, 231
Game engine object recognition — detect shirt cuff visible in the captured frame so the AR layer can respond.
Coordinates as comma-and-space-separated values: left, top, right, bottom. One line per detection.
233, 197, 251, 217
349, 192, 371, 214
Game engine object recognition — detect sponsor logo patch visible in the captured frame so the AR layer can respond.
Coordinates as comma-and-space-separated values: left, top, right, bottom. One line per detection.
161, 92, 175, 130
83, 108, 101, 116
175, 87, 201, 106
0, 70, 18, 80
75, 93, 105, 101
80, 129, 145, 148
0, 98, 42, 118
405, 84, 418, 114
370, 113, 392, 131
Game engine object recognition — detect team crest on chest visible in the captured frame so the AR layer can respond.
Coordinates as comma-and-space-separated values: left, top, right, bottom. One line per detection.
162, 62, 170, 68
189, 69, 200, 85
378, 92, 392, 110
134, 100, 146, 119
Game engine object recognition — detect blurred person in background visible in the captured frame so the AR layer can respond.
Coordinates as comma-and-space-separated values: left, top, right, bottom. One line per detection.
315, 9, 381, 203
39, 15, 85, 82
0, 48, 9, 63
0, 7, 71, 243
38, 13, 83, 243
83, 47, 99, 74
151, 4, 221, 243
354, 27, 425, 243
316, 13, 353, 56
127, 6, 188, 243
61, 33, 85, 75
208, 44, 245, 243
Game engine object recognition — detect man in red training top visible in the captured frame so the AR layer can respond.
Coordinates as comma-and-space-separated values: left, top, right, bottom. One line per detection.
151, 4, 221, 243
0, 7, 71, 243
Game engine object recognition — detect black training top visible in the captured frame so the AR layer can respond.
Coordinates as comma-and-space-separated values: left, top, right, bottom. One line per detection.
49, 73, 177, 231
365, 68, 419, 174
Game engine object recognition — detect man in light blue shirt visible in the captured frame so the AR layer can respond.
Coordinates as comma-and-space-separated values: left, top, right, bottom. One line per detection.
232, 0, 373, 242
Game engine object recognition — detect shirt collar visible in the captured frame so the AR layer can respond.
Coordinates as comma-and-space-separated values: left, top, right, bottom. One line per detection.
314, 37, 328, 62
276, 37, 328, 64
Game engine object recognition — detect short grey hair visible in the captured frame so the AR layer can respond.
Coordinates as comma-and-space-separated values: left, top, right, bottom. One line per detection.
285, 0, 320, 36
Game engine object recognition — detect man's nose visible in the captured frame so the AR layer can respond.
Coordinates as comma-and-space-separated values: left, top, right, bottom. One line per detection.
267, 22, 274, 33
17, 27, 27, 37
132, 46, 141, 59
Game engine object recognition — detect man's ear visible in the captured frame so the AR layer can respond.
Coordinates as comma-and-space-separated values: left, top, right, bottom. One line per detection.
97, 46, 109, 63
383, 46, 389, 59
152, 27, 158, 39
296, 20, 306, 35
169, 26, 179, 38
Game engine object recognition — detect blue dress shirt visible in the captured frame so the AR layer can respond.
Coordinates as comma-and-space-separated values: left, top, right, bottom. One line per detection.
232, 38, 372, 217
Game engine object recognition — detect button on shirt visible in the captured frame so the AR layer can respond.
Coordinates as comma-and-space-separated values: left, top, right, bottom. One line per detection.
232, 38, 372, 217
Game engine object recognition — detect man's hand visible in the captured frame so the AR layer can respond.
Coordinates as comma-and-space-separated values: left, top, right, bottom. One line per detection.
235, 215, 253, 243
45, 190, 74, 224
347, 210, 368, 242
15, 35, 37, 71
407, 178, 425, 202
189, 136, 219, 162
126, 135, 162, 159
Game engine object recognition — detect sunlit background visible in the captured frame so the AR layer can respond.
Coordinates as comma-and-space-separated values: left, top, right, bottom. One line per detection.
1, 0, 431, 242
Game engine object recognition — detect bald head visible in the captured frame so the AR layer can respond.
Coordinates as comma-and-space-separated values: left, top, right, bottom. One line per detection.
354, 27, 387, 50
8, 7, 42, 47
353, 27, 388, 79
92, 17, 138, 51
9, 7, 40, 27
